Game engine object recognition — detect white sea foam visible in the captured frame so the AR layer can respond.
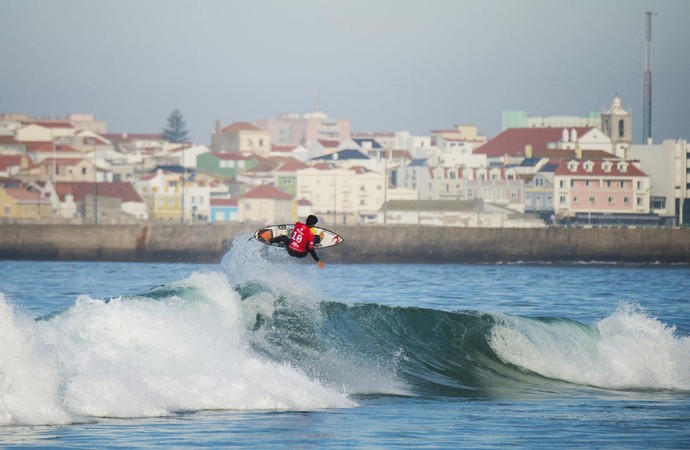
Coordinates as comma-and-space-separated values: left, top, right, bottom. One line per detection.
0, 272, 354, 426
490, 303, 690, 390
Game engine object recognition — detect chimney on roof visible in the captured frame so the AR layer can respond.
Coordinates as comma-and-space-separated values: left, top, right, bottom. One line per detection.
575, 145, 582, 160
525, 145, 533, 158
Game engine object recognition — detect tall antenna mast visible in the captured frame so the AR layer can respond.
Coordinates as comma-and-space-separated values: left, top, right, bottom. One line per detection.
642, 10, 655, 144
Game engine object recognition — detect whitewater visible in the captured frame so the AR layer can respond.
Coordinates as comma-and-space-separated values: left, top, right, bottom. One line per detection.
1, 235, 689, 447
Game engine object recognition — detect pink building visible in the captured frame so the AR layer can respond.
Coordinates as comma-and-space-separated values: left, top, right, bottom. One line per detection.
553, 160, 650, 216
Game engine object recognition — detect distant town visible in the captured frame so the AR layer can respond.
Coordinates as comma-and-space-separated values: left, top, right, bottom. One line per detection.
1, 97, 689, 228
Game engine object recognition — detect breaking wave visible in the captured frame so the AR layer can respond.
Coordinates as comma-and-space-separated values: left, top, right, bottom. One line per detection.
1, 235, 688, 426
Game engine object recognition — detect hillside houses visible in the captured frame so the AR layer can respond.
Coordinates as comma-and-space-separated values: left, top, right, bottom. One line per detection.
1, 99, 687, 227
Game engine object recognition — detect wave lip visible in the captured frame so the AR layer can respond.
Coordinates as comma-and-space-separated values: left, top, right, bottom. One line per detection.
489, 304, 690, 391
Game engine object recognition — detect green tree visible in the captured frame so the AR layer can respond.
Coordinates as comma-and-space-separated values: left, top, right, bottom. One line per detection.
162, 108, 190, 143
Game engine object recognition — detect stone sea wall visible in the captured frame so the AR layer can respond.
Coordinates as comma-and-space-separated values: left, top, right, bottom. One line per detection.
0, 223, 689, 264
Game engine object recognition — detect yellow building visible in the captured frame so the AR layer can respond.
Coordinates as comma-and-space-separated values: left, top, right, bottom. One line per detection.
135, 169, 184, 220
211, 122, 271, 157
135, 169, 210, 222
0, 186, 52, 221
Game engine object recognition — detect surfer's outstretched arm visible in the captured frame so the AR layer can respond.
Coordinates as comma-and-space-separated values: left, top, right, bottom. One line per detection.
308, 249, 325, 269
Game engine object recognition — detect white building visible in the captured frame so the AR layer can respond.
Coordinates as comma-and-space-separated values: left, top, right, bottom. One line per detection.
296, 164, 387, 224
630, 139, 690, 225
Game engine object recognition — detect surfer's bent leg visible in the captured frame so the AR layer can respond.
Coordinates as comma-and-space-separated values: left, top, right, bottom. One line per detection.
270, 235, 290, 247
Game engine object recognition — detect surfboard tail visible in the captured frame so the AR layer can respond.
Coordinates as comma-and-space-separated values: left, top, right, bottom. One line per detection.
258, 229, 273, 243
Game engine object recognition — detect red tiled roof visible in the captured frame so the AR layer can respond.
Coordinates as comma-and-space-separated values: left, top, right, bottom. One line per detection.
553, 160, 646, 177
221, 122, 261, 133
239, 184, 292, 200
0, 155, 24, 170
317, 139, 340, 147
531, 149, 614, 160
27, 143, 81, 153
210, 198, 238, 206
349, 166, 369, 174
3, 187, 43, 202
475, 127, 594, 158
0, 136, 22, 145
55, 182, 144, 203
276, 160, 308, 172
310, 162, 334, 170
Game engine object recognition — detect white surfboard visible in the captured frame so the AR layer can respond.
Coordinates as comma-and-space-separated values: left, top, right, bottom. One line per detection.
254, 224, 344, 249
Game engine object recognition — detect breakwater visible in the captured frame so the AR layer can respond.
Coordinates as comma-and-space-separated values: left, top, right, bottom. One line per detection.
0, 223, 689, 264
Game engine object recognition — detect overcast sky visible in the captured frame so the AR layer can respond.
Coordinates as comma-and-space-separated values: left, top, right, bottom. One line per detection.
2, 0, 688, 145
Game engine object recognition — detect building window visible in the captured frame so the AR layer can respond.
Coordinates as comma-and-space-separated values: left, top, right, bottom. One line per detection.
609, 197, 615, 204
624, 197, 630, 204
618, 119, 625, 138
651, 197, 666, 209
589, 196, 595, 205
573, 196, 580, 204
560, 195, 566, 204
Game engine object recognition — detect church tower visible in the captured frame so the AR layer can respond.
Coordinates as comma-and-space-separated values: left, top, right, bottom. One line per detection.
600, 96, 633, 159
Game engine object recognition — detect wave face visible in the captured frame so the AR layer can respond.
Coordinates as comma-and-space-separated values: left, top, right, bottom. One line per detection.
1, 237, 689, 426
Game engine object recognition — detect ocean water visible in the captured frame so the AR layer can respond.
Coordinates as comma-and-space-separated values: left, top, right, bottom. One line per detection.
1, 235, 689, 448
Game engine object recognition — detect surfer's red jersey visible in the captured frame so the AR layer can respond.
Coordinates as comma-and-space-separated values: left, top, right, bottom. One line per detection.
288, 222, 315, 253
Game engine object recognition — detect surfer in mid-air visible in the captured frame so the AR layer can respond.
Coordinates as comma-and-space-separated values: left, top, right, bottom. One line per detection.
261, 215, 326, 268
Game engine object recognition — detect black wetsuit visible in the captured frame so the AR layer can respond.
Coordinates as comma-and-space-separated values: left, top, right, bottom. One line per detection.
270, 233, 321, 262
